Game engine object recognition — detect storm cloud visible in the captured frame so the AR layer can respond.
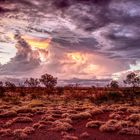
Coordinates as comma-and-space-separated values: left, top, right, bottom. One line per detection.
0, 0, 140, 85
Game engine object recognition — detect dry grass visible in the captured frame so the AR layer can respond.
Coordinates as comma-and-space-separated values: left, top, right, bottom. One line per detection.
13, 129, 28, 139
115, 120, 134, 129
127, 114, 140, 122
33, 120, 53, 129
116, 106, 128, 112
70, 112, 91, 120
13, 116, 33, 123
109, 112, 122, 120
28, 99, 45, 108
62, 134, 78, 140
127, 108, 140, 114
23, 127, 35, 134
86, 120, 105, 128
62, 113, 70, 118
50, 121, 73, 131
0, 89, 139, 139
58, 118, 73, 124
0, 110, 17, 118
80, 132, 90, 138
18, 112, 33, 117
99, 119, 119, 132
13, 127, 35, 139
3, 120, 14, 128
16, 107, 33, 114
89, 108, 104, 116
118, 127, 140, 135
41, 115, 55, 121
135, 122, 140, 129
0, 128, 12, 137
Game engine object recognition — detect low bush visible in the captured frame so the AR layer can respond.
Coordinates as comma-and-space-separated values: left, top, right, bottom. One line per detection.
118, 127, 140, 135
70, 112, 92, 120
0, 110, 17, 118
51, 121, 73, 131
86, 120, 105, 128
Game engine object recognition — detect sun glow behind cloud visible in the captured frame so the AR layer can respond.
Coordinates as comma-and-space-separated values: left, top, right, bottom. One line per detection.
22, 35, 51, 50
0, 0, 140, 86
67, 52, 87, 64
7, 33, 51, 63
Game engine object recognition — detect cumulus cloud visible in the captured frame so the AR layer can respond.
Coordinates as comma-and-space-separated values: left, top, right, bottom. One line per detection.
0, 33, 41, 76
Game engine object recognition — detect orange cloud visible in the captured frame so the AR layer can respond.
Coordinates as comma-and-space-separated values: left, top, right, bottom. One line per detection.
21, 35, 51, 50
67, 52, 87, 64
8, 33, 51, 50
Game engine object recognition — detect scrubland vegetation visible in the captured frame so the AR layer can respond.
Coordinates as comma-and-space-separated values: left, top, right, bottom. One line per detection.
0, 72, 140, 140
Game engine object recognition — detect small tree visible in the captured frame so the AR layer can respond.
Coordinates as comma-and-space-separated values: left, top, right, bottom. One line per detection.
39, 73, 57, 95
24, 78, 40, 98
5, 81, 16, 92
124, 72, 140, 88
110, 80, 119, 88
24, 78, 40, 87
0, 81, 5, 97
123, 72, 140, 102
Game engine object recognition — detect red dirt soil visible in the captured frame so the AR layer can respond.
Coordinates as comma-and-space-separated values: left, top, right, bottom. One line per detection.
1, 113, 140, 140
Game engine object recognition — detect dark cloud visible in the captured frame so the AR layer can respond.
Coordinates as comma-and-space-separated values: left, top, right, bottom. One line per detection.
0, 0, 140, 85
53, 37, 99, 51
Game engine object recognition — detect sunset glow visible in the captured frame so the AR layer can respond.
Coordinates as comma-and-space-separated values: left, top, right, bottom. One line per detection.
67, 52, 87, 64
0, 1, 140, 139
0, 0, 139, 86
22, 36, 51, 50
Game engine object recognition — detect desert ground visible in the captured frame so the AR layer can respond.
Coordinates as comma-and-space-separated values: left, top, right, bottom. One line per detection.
0, 87, 140, 140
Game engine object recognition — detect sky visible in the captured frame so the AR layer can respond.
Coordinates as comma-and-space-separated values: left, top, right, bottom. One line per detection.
0, 0, 140, 86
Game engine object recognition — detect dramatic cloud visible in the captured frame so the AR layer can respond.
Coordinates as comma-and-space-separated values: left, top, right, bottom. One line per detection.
0, 0, 139, 86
